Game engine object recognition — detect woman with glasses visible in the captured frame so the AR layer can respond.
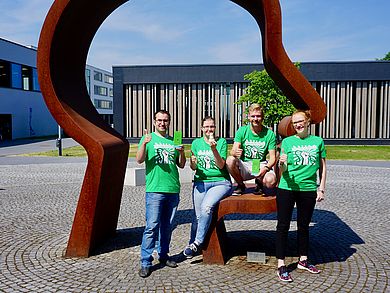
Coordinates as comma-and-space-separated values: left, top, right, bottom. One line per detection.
183, 116, 232, 258
276, 110, 327, 282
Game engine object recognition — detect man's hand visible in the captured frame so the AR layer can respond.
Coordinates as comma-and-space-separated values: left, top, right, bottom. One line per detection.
232, 147, 243, 158
143, 129, 151, 145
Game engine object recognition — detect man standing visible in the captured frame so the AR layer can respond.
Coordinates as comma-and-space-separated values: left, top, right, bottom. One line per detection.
226, 104, 277, 195
136, 110, 186, 278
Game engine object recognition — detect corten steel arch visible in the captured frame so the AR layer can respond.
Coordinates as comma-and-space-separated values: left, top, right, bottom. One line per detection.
37, 0, 326, 257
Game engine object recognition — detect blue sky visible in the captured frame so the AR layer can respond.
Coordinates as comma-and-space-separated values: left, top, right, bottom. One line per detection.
1, 0, 390, 71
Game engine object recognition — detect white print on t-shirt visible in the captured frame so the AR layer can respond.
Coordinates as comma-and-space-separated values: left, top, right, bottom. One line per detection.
197, 150, 215, 169
291, 145, 317, 166
154, 143, 175, 165
244, 140, 266, 159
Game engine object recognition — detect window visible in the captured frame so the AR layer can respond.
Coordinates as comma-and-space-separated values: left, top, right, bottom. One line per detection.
0, 60, 10, 88
109, 88, 113, 97
104, 74, 113, 84
94, 99, 112, 109
22, 66, 32, 90
94, 85, 108, 96
32, 68, 40, 91
94, 71, 102, 81
11, 63, 22, 89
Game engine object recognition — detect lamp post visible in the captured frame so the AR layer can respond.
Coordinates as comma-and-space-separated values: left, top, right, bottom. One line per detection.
56, 125, 62, 156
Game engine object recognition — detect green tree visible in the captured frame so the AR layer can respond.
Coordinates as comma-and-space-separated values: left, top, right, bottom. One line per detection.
237, 67, 296, 127
377, 52, 390, 61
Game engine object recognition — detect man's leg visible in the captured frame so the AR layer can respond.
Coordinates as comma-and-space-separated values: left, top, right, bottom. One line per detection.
226, 156, 244, 185
140, 192, 163, 269
159, 193, 179, 260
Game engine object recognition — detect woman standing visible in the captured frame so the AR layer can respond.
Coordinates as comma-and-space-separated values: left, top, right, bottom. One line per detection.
183, 116, 232, 258
276, 110, 326, 282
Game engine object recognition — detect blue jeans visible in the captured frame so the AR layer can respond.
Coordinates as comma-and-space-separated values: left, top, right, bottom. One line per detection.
190, 180, 232, 245
140, 192, 179, 267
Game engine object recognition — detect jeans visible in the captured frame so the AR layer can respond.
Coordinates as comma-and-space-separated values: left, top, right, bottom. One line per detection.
190, 180, 232, 245
275, 188, 317, 260
140, 192, 179, 267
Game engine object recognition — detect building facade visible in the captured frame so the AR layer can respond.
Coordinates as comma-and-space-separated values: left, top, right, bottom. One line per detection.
113, 62, 390, 143
0, 38, 113, 140
85, 64, 114, 126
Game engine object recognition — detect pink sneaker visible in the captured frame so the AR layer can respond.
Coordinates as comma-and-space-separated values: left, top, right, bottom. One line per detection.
297, 260, 321, 274
277, 266, 293, 282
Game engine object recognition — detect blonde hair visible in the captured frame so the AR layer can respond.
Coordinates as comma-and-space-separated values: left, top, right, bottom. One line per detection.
248, 103, 264, 115
291, 109, 311, 124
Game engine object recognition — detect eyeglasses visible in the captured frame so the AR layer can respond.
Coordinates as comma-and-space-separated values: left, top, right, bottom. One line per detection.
250, 115, 263, 118
155, 119, 169, 123
202, 125, 216, 129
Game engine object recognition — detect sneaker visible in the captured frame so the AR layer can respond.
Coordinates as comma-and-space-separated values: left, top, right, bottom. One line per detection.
232, 184, 246, 195
277, 266, 293, 282
297, 260, 321, 274
183, 242, 200, 259
254, 179, 263, 195
138, 266, 151, 278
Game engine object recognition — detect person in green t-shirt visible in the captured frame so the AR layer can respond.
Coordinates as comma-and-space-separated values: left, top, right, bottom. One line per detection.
182, 116, 232, 259
276, 110, 327, 282
136, 110, 186, 278
226, 103, 277, 195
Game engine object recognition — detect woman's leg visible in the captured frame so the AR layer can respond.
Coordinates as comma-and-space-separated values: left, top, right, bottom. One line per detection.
276, 188, 296, 261
189, 182, 207, 244
194, 180, 232, 245
296, 190, 316, 258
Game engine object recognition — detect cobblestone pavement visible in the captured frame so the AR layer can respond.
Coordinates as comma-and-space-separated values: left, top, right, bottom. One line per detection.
0, 161, 389, 292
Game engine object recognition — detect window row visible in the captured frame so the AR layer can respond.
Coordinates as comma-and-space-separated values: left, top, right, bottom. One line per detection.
94, 99, 112, 109
93, 70, 113, 84
0, 59, 40, 91
94, 85, 113, 97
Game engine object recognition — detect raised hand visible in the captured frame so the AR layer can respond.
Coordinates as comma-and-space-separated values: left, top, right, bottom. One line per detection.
233, 147, 243, 158
279, 148, 287, 165
143, 129, 152, 145
190, 151, 197, 165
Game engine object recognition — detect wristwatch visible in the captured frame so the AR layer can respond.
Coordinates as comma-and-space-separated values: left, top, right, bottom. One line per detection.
318, 189, 325, 193
264, 165, 271, 172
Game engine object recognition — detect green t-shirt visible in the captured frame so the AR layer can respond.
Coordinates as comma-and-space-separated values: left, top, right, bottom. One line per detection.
278, 135, 326, 191
234, 125, 276, 162
191, 137, 231, 182
138, 133, 181, 193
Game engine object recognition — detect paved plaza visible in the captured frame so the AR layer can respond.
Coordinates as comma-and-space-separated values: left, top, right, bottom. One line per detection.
0, 154, 389, 292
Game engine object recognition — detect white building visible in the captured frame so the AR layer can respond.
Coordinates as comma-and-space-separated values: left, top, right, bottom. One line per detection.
85, 64, 114, 126
0, 37, 113, 140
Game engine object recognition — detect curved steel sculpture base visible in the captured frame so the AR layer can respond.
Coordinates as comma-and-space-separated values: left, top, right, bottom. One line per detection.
37, 0, 326, 257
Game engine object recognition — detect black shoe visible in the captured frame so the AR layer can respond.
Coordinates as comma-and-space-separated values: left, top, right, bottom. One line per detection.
138, 266, 151, 278
254, 179, 263, 195
232, 184, 246, 195
160, 258, 178, 268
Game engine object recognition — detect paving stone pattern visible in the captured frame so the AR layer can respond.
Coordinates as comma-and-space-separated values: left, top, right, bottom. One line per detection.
0, 162, 389, 292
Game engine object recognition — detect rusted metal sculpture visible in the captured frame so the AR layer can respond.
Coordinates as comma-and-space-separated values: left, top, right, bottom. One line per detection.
37, 0, 129, 257
37, 0, 326, 258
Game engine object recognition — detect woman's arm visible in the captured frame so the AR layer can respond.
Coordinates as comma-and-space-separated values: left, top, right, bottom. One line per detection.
317, 158, 327, 201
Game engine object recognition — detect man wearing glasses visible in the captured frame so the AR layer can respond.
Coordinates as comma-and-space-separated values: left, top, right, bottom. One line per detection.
136, 110, 186, 278
226, 103, 277, 195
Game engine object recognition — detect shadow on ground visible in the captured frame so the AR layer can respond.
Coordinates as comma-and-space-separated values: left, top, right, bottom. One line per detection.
93, 208, 363, 267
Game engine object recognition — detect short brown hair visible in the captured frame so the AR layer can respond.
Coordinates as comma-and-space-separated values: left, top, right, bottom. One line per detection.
154, 110, 171, 121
